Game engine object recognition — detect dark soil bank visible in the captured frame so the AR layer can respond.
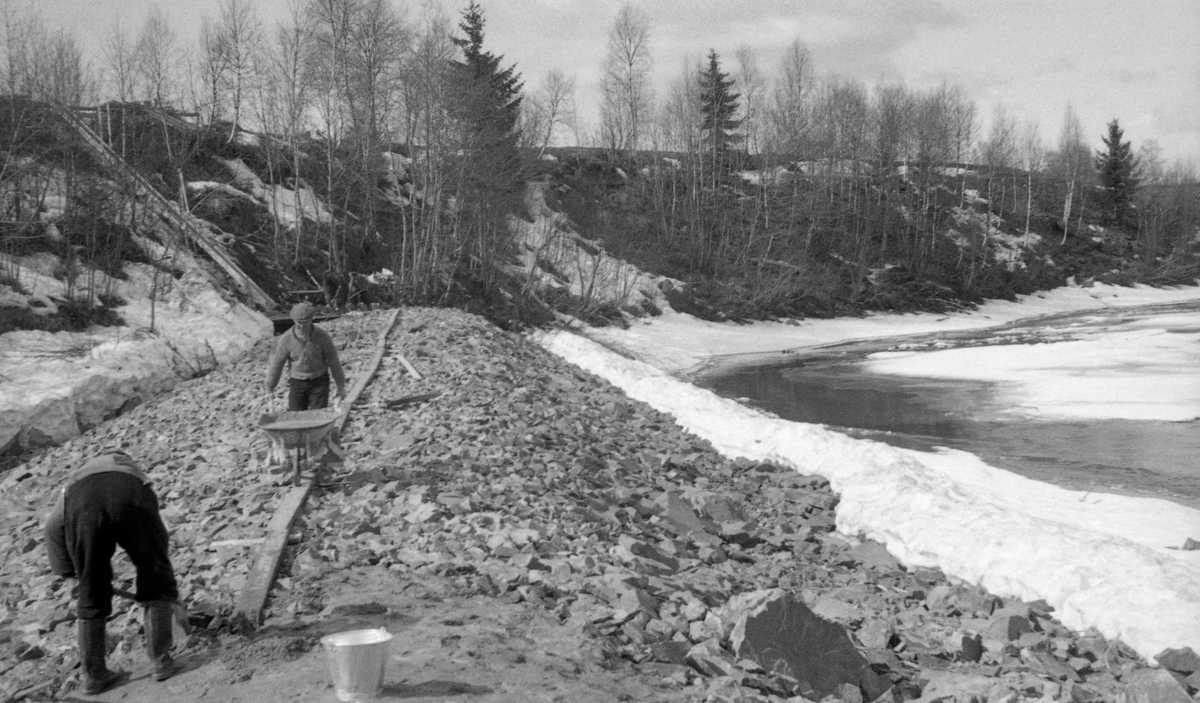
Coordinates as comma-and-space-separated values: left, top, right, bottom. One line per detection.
1, 308, 1193, 702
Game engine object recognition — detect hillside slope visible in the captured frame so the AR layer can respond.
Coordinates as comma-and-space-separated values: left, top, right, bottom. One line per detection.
2, 101, 1197, 463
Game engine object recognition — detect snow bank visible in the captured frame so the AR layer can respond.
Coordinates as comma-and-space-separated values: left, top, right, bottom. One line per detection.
535, 328, 1200, 663
0, 250, 271, 454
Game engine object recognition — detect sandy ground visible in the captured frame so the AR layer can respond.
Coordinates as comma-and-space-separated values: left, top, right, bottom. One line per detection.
93, 567, 676, 703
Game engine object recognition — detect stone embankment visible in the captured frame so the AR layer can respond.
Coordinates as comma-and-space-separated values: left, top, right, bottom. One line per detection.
2, 307, 1197, 702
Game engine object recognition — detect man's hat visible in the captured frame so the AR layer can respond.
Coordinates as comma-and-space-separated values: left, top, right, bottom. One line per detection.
290, 302, 315, 321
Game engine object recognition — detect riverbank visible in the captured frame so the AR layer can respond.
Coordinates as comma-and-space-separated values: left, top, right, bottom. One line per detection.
1, 306, 1196, 702
582, 281, 1200, 380
542, 283, 1200, 666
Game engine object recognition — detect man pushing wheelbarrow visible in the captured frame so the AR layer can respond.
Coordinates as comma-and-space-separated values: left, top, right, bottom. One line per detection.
265, 302, 347, 412
262, 302, 347, 480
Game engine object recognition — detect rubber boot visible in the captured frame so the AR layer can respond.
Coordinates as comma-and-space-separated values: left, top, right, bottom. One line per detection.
144, 601, 182, 682
78, 618, 124, 694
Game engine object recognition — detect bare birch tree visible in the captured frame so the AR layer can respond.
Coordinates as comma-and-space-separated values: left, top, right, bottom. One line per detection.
346, 0, 407, 153
521, 68, 575, 155
733, 45, 764, 157
399, 2, 456, 294
217, 0, 264, 136
1053, 103, 1090, 242
101, 19, 138, 103
938, 84, 977, 205
766, 38, 815, 159
257, 0, 313, 261
0, 0, 34, 96
599, 2, 651, 152
0, 4, 90, 105
981, 103, 1017, 235
199, 17, 231, 122
135, 7, 179, 108
1019, 119, 1045, 241
28, 26, 92, 105
873, 83, 911, 174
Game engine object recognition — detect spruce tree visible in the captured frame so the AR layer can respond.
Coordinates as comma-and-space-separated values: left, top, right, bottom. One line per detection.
1094, 119, 1138, 226
446, 2, 525, 283
449, 3, 522, 161
698, 50, 742, 169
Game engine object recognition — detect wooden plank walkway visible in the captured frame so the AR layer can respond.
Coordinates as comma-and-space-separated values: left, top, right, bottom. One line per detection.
233, 307, 411, 629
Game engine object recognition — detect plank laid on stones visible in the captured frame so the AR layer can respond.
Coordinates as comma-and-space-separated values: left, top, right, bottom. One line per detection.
235, 307, 402, 629
233, 483, 311, 629
336, 307, 402, 433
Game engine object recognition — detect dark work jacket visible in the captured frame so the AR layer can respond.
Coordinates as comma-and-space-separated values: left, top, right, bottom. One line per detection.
43, 453, 151, 578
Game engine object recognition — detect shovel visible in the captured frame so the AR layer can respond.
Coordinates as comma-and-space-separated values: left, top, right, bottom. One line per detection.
113, 588, 191, 638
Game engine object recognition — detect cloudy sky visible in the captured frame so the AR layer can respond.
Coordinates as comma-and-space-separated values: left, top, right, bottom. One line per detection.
39, 0, 1200, 166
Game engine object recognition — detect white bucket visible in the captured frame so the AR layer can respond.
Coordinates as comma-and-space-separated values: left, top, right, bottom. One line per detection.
320, 628, 393, 701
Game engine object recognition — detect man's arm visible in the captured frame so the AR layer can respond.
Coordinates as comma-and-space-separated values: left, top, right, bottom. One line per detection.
320, 330, 347, 397
265, 335, 290, 391
43, 491, 75, 578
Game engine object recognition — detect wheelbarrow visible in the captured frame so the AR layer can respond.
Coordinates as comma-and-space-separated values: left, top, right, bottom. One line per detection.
258, 410, 339, 486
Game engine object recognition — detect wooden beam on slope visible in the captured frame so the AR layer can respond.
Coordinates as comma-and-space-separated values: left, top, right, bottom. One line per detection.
55, 106, 276, 310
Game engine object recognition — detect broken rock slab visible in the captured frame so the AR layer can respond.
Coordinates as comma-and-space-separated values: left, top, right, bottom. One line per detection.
724, 589, 889, 702
1115, 667, 1193, 703
912, 670, 997, 703
844, 541, 900, 572
653, 490, 717, 536
1155, 646, 1200, 675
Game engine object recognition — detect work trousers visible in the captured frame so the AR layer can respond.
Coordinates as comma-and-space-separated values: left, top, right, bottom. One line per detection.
63, 473, 178, 620
288, 373, 330, 411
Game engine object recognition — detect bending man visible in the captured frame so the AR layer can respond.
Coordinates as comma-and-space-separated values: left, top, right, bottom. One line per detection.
266, 302, 347, 411
44, 450, 182, 693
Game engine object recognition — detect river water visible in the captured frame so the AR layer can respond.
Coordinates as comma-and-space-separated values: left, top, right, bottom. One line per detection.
699, 302, 1200, 511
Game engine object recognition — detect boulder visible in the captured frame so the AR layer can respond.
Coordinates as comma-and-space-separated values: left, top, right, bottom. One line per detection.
649, 639, 690, 665
696, 494, 748, 524
913, 670, 996, 702
1116, 668, 1192, 703
615, 535, 679, 573
960, 633, 983, 663
1155, 647, 1200, 674
856, 619, 894, 649
954, 591, 1000, 616
724, 589, 888, 702
845, 541, 900, 572
654, 491, 715, 537
685, 639, 740, 679
985, 613, 1032, 641
1022, 648, 1080, 682
616, 586, 660, 619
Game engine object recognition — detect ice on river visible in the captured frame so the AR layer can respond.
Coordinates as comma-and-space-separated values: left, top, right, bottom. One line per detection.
536, 282, 1200, 663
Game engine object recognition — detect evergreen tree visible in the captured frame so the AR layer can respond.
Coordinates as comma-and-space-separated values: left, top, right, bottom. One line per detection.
446, 2, 525, 284
448, 2, 522, 155
1094, 119, 1138, 225
698, 49, 742, 168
